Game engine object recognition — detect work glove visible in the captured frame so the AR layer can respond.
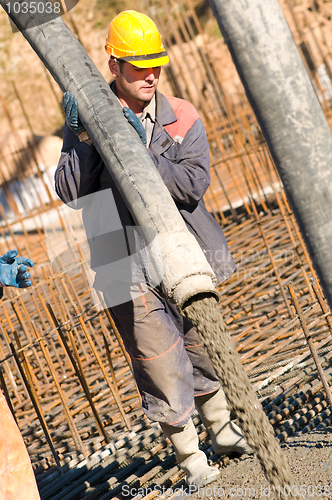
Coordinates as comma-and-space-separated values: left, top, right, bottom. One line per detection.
63, 91, 86, 135
0, 250, 34, 288
123, 107, 147, 147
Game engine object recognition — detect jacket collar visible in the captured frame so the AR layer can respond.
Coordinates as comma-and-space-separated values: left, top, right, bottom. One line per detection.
110, 82, 177, 135
110, 83, 176, 126
155, 90, 178, 127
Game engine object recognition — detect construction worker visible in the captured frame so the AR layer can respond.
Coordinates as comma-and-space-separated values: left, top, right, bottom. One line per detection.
55, 10, 253, 488
0, 250, 40, 500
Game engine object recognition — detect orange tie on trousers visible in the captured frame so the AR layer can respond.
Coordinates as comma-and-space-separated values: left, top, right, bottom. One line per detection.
0, 392, 40, 500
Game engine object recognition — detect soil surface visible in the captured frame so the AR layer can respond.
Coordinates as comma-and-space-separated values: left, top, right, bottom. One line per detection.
189, 429, 332, 500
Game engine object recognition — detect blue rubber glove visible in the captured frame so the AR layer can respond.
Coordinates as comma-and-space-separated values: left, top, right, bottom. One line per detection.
123, 107, 147, 147
63, 91, 86, 135
0, 250, 34, 288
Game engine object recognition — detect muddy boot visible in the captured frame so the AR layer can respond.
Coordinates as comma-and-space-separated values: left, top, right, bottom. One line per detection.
195, 388, 254, 456
160, 419, 220, 487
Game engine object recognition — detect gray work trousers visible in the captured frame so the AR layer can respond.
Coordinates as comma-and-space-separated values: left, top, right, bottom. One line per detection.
106, 284, 220, 427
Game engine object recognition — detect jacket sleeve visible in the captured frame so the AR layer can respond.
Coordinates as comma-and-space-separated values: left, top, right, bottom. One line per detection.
55, 123, 104, 207
148, 118, 210, 205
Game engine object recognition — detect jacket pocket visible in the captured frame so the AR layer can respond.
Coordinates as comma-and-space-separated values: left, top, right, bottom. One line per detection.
150, 128, 180, 160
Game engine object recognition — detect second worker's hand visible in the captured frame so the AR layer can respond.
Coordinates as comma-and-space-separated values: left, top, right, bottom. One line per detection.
123, 107, 147, 147
0, 250, 34, 288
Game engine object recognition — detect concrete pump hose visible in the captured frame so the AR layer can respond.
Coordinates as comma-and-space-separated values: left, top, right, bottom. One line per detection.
208, 0, 332, 310
1, 6, 218, 308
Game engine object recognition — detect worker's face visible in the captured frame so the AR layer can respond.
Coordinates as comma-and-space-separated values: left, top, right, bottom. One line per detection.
109, 59, 161, 107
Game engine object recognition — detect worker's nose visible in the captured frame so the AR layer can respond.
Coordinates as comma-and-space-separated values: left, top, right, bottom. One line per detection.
145, 68, 156, 81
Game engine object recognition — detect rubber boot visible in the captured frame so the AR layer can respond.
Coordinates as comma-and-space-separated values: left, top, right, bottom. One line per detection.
160, 419, 220, 487
195, 388, 254, 455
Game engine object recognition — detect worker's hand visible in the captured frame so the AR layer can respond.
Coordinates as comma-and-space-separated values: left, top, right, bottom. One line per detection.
0, 250, 34, 288
123, 107, 147, 146
63, 91, 86, 135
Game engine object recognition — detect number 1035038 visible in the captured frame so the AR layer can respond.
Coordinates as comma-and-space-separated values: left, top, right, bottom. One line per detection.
277, 484, 330, 497
5, 2, 61, 14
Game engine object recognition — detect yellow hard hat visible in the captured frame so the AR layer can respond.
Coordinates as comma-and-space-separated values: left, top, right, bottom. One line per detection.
105, 10, 169, 68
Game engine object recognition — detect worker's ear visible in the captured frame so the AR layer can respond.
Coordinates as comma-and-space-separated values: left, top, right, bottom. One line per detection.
109, 58, 120, 78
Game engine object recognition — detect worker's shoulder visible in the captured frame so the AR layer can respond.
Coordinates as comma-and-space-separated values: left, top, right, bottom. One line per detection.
165, 95, 201, 125
164, 95, 202, 139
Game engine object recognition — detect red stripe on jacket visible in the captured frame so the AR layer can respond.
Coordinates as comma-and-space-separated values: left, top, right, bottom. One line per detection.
164, 96, 201, 139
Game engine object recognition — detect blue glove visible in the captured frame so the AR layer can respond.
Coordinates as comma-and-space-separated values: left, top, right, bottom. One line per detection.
63, 91, 86, 135
123, 107, 147, 146
0, 250, 34, 288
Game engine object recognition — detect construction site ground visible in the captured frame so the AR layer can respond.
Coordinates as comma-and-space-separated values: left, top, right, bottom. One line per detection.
27, 204, 332, 500
0, 0, 332, 499
191, 430, 332, 499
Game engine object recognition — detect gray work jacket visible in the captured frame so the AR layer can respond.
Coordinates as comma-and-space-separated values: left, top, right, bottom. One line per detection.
55, 90, 236, 289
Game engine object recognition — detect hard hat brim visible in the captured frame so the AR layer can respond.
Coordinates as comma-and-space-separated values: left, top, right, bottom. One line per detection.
127, 54, 169, 68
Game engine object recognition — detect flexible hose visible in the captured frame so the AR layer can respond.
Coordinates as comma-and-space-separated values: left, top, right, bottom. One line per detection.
0, 6, 217, 307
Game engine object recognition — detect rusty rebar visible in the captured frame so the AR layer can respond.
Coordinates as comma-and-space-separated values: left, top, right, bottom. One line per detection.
10, 338, 62, 472
288, 283, 332, 411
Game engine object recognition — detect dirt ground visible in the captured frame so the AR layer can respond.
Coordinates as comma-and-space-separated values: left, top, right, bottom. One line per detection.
188, 429, 332, 500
